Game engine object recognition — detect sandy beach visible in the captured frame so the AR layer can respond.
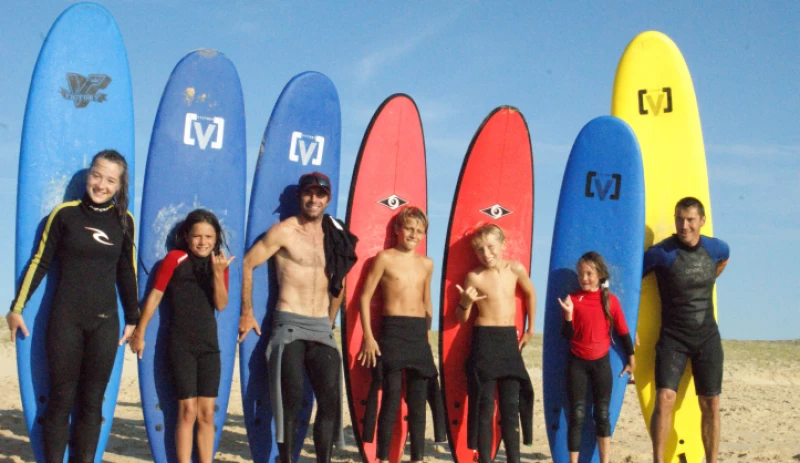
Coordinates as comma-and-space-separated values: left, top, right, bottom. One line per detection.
1, 331, 798, 462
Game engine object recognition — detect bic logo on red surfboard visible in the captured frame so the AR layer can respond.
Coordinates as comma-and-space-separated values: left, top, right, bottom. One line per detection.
584, 172, 621, 201
183, 113, 225, 150
60, 73, 111, 108
289, 132, 324, 166
480, 203, 513, 219
378, 194, 408, 210
637, 87, 673, 116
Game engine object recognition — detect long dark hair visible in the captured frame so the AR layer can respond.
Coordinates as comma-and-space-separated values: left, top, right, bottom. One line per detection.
578, 251, 613, 341
175, 209, 226, 256
90, 150, 131, 238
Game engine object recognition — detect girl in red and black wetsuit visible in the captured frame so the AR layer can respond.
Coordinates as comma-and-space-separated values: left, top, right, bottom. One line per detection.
131, 209, 233, 463
558, 251, 635, 463
7, 150, 138, 463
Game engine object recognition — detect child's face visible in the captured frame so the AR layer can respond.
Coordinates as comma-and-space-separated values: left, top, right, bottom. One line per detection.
187, 222, 217, 258
472, 234, 505, 268
577, 261, 600, 292
395, 217, 426, 251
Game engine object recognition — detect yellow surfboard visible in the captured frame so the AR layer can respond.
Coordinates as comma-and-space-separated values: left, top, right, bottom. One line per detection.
612, 31, 715, 463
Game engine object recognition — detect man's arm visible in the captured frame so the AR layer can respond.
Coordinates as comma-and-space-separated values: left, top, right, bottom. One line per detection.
238, 224, 285, 343
514, 261, 537, 349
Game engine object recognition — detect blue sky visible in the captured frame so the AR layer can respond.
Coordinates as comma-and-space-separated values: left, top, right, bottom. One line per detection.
1, 1, 797, 340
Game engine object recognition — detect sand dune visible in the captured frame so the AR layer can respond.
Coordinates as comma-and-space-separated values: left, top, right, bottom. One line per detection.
1, 333, 798, 462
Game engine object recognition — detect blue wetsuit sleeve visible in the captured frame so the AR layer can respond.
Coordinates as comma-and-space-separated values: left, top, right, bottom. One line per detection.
702, 236, 730, 264
642, 245, 665, 277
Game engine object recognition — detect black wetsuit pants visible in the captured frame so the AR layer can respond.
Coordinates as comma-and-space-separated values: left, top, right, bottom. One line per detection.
279, 340, 340, 463
566, 353, 612, 452
377, 369, 428, 461
478, 378, 521, 463
43, 307, 119, 463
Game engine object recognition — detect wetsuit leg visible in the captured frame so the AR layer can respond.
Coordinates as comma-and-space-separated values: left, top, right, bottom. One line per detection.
72, 314, 119, 463
278, 340, 307, 463
566, 354, 590, 452
691, 332, 724, 397
477, 378, 496, 463
43, 308, 84, 463
169, 346, 199, 400
406, 370, 428, 461
196, 350, 221, 398
306, 341, 341, 463
655, 335, 690, 392
497, 378, 521, 463
376, 369, 403, 460
590, 355, 613, 438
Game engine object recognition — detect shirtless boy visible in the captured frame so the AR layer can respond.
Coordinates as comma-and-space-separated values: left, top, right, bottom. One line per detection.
356, 206, 445, 463
456, 224, 536, 463
238, 172, 357, 463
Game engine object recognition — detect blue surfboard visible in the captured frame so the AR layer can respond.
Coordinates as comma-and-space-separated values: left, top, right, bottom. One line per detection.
14, 4, 134, 462
137, 49, 246, 463
542, 116, 644, 463
238, 71, 341, 463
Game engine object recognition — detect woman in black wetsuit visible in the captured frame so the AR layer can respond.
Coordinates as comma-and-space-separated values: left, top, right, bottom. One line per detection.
7, 150, 139, 463
131, 209, 232, 463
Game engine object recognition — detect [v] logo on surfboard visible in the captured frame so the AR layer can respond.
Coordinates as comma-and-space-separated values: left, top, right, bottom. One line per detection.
637, 87, 673, 115
183, 113, 225, 150
584, 171, 622, 201
378, 194, 409, 210
60, 73, 111, 108
289, 131, 325, 166
480, 203, 513, 219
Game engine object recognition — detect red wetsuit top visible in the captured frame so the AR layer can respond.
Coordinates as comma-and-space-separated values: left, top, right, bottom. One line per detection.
154, 250, 228, 351
565, 289, 630, 361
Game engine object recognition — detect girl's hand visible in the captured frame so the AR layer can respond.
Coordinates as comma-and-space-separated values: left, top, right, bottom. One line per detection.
455, 284, 487, 308
6, 311, 29, 343
620, 355, 636, 379
129, 333, 146, 359
213, 250, 235, 274
357, 337, 382, 368
119, 324, 136, 346
558, 295, 574, 319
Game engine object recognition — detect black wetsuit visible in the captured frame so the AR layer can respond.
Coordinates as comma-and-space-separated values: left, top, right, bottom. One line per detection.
466, 326, 534, 463
362, 316, 446, 461
153, 250, 228, 399
643, 235, 729, 395
10, 196, 138, 463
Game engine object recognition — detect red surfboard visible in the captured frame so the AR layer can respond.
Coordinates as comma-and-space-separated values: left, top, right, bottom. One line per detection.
439, 106, 534, 463
344, 94, 428, 463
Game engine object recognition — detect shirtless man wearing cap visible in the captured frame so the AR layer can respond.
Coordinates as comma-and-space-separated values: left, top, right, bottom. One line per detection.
238, 172, 357, 463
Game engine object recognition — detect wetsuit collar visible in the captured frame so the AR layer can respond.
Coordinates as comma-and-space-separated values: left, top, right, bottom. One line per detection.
82, 194, 114, 212
672, 233, 702, 251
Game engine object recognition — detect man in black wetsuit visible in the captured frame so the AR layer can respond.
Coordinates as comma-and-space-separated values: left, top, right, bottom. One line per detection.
643, 197, 729, 463
238, 172, 356, 463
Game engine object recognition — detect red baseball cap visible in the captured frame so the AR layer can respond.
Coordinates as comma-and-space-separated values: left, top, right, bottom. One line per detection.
298, 172, 332, 196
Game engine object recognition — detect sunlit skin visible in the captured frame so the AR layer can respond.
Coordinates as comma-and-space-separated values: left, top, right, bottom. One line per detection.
557, 259, 634, 463
356, 216, 433, 463
455, 233, 537, 350
239, 184, 344, 342
131, 220, 233, 463
86, 158, 122, 204
674, 205, 706, 247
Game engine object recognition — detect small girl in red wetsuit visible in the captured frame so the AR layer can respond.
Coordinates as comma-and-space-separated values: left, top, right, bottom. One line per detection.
558, 251, 635, 463
131, 209, 234, 463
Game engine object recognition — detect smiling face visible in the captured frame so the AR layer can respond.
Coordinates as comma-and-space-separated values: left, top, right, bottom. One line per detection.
576, 260, 601, 292
471, 233, 505, 269
186, 222, 217, 258
395, 217, 426, 252
86, 158, 122, 204
674, 205, 706, 247
298, 185, 331, 220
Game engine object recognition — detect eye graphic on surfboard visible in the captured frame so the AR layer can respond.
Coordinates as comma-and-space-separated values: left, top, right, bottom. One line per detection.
377, 194, 408, 210
479, 203, 513, 219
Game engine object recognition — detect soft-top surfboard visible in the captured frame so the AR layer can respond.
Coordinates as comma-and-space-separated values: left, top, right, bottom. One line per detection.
542, 116, 644, 463
611, 31, 715, 463
439, 106, 534, 463
239, 71, 341, 463
137, 49, 246, 463
14, 3, 134, 462
343, 94, 428, 463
